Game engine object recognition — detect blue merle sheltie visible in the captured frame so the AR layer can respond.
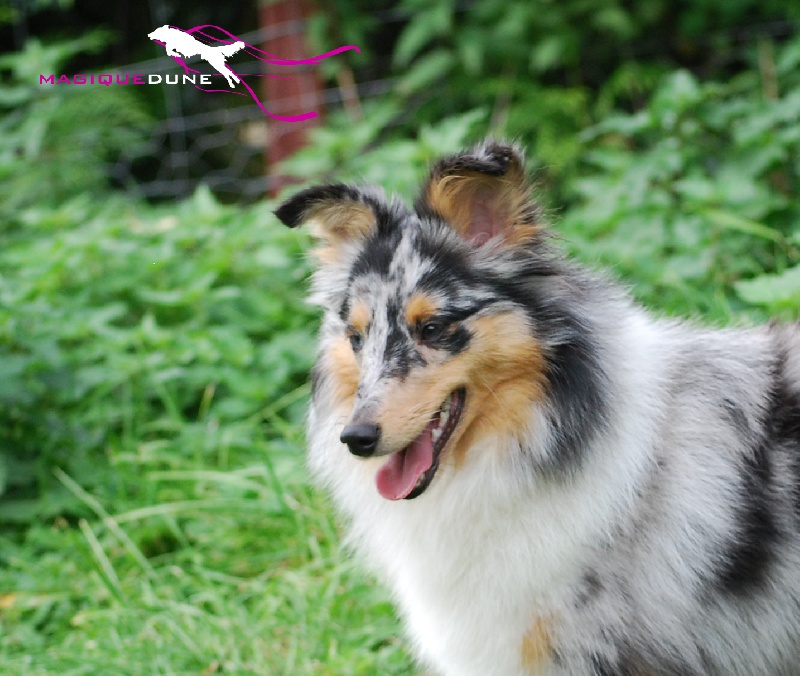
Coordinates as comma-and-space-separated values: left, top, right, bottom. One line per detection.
274, 141, 800, 675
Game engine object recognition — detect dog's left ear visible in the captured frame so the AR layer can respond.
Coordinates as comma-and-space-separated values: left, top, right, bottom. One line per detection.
274, 184, 377, 244
416, 141, 541, 245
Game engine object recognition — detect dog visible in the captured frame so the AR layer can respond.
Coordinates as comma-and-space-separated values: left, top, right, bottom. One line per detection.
148, 25, 244, 88
275, 141, 800, 675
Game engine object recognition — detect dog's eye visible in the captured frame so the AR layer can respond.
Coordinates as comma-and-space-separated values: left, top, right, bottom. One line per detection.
348, 329, 364, 352
420, 321, 446, 344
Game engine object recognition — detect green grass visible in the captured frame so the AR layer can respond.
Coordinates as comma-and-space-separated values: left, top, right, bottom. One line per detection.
1, 369, 415, 674
1, 479, 413, 674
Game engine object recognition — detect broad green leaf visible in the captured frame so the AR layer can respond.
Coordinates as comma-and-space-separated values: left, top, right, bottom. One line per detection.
396, 49, 455, 96
393, 5, 452, 68
736, 265, 800, 308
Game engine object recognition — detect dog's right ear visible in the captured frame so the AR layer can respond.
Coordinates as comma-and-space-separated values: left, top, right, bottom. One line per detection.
415, 141, 542, 247
274, 184, 377, 245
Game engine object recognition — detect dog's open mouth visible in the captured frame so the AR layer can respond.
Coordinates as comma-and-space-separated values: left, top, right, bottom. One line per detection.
375, 388, 466, 501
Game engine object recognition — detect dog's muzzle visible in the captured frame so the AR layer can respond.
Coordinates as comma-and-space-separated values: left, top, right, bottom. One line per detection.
340, 422, 382, 457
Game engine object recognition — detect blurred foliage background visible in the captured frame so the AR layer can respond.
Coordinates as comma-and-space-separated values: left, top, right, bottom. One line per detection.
1, 0, 799, 673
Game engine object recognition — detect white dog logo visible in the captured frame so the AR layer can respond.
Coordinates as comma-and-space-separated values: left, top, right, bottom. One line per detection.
148, 25, 245, 88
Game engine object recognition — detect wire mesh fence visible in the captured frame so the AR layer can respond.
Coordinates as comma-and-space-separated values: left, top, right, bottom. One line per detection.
109, 21, 392, 202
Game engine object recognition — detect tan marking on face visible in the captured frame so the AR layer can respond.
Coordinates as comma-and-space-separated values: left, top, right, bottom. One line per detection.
404, 293, 438, 327
349, 301, 370, 334
521, 617, 553, 671
311, 244, 339, 266
374, 311, 546, 460
449, 312, 546, 466
326, 336, 359, 410
308, 201, 375, 243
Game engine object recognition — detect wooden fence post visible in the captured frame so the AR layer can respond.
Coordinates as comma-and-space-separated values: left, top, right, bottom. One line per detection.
260, 0, 323, 194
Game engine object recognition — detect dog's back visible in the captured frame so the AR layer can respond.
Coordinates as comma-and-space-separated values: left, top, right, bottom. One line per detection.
276, 142, 800, 675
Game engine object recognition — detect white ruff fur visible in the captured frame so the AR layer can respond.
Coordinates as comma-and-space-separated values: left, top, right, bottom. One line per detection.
309, 312, 664, 674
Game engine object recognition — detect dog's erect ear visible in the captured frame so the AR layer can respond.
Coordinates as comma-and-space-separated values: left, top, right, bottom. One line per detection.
274, 184, 377, 244
416, 142, 541, 245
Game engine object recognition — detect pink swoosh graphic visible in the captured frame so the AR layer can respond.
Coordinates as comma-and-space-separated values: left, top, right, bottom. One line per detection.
153, 24, 361, 122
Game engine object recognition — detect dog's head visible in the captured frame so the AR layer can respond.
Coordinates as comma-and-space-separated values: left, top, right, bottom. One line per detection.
276, 142, 581, 500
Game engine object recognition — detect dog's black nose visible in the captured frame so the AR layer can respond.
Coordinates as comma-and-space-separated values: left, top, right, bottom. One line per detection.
340, 423, 381, 457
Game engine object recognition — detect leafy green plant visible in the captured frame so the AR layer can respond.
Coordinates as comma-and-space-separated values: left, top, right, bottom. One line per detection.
310, 0, 800, 204
0, 187, 317, 519
280, 104, 486, 198
558, 38, 800, 319
736, 262, 800, 312
0, 33, 150, 223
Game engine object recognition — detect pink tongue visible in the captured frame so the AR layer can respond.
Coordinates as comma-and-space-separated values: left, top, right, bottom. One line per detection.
375, 420, 436, 500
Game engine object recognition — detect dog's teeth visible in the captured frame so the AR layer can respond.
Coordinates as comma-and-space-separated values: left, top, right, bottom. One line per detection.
442, 396, 452, 414
439, 409, 449, 428
432, 427, 442, 443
